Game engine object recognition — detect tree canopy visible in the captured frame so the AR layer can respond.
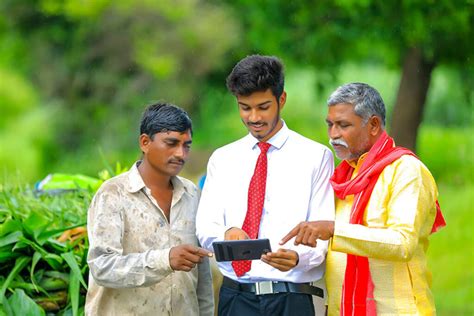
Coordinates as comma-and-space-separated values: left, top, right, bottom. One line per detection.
225, 0, 473, 150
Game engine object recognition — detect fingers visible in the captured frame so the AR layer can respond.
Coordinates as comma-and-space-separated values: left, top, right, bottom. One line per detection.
170, 245, 213, 271
225, 227, 249, 240
174, 258, 198, 272
302, 229, 319, 248
293, 224, 307, 246
261, 249, 299, 272
261, 259, 292, 272
279, 223, 302, 245
193, 246, 214, 258
280, 221, 323, 247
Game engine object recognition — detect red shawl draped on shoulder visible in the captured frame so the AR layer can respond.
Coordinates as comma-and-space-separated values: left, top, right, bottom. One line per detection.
330, 131, 446, 316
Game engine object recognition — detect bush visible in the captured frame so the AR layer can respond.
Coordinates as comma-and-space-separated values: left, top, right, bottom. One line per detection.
0, 186, 91, 316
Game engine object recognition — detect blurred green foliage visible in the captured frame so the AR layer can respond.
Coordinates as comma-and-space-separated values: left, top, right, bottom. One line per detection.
0, 0, 240, 182
429, 183, 474, 315
1, 0, 472, 183
0, 2, 472, 312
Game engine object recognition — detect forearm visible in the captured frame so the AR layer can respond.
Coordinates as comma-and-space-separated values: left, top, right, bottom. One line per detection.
332, 222, 416, 261
87, 247, 173, 288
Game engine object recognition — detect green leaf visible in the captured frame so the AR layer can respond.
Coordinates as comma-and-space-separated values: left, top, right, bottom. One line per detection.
17, 237, 63, 270
30, 252, 42, 292
0, 231, 23, 248
0, 250, 20, 264
37, 222, 86, 244
43, 271, 69, 283
1, 295, 12, 316
61, 252, 87, 290
0, 218, 22, 238
7, 281, 47, 294
38, 277, 68, 291
23, 211, 51, 242
8, 289, 45, 316
68, 269, 80, 316
0, 256, 31, 301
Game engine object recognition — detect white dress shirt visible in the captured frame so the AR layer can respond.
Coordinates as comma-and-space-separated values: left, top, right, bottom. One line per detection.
196, 122, 335, 283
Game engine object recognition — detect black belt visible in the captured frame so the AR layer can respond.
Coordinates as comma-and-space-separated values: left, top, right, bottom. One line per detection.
222, 276, 324, 298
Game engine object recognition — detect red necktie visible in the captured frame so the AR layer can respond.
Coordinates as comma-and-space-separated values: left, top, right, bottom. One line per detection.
232, 142, 271, 277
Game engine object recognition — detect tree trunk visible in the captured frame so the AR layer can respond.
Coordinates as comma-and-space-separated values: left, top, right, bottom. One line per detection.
390, 47, 435, 153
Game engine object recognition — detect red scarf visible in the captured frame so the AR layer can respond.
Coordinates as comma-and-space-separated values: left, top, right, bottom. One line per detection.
330, 131, 446, 316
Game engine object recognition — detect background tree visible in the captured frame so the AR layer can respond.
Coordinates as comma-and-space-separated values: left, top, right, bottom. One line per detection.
225, 0, 473, 151
0, 0, 239, 178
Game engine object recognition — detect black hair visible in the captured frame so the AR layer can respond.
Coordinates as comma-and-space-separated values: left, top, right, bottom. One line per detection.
140, 102, 192, 139
226, 54, 285, 100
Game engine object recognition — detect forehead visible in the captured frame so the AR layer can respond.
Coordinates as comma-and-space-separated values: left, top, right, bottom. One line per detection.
154, 129, 192, 141
237, 89, 276, 105
326, 103, 358, 120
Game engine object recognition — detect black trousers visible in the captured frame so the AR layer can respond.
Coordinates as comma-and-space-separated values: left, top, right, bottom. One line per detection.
218, 284, 315, 316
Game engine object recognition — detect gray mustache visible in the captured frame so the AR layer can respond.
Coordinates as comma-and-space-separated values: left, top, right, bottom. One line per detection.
329, 139, 348, 148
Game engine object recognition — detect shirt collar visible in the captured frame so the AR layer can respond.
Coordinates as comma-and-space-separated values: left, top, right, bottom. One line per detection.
127, 162, 145, 193
347, 152, 368, 173
244, 120, 290, 150
126, 161, 192, 197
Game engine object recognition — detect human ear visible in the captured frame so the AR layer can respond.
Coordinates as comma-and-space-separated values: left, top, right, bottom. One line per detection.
139, 134, 151, 153
279, 91, 287, 110
369, 116, 382, 136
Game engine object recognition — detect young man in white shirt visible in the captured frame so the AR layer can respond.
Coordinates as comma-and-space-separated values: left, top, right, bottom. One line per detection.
196, 55, 335, 315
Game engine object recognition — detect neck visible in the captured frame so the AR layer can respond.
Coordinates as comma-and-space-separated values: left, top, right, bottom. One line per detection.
262, 119, 283, 142
138, 160, 172, 191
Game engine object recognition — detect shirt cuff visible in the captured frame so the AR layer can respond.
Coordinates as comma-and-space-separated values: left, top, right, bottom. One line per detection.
148, 248, 173, 274
289, 242, 327, 272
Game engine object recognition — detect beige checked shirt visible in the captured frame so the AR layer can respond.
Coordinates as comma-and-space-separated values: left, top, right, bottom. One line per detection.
85, 162, 213, 316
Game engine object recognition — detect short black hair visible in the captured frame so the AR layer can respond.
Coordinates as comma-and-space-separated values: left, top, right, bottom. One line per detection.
140, 102, 192, 139
226, 54, 285, 100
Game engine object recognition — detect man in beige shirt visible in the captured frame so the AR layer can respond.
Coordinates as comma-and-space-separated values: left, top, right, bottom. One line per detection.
85, 102, 214, 316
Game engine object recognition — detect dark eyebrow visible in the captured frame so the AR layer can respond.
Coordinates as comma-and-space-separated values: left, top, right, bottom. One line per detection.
163, 136, 180, 142
163, 136, 192, 145
238, 100, 272, 107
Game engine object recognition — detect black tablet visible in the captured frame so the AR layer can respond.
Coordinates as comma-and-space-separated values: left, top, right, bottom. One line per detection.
212, 239, 272, 262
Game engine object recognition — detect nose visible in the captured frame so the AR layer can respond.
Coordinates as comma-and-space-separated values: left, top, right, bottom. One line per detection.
174, 145, 187, 160
328, 125, 340, 140
249, 109, 261, 123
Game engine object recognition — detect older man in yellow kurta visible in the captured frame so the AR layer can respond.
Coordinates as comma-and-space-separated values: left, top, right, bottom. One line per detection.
281, 83, 445, 315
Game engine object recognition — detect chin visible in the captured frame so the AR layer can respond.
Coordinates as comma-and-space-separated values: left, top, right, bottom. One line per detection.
250, 132, 264, 139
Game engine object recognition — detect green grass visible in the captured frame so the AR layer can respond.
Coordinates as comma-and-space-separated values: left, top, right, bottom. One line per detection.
429, 183, 474, 315
418, 126, 474, 185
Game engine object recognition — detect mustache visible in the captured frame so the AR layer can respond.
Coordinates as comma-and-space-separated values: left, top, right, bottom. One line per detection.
248, 121, 265, 126
329, 138, 348, 148
169, 158, 185, 165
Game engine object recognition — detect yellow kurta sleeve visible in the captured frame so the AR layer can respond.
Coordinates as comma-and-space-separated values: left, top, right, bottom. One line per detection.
331, 155, 438, 261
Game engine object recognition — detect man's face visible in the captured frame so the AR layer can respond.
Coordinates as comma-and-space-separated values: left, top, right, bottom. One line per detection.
326, 103, 372, 161
237, 89, 286, 142
140, 129, 192, 177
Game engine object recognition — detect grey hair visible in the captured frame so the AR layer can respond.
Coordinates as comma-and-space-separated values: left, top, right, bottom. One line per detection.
327, 82, 386, 127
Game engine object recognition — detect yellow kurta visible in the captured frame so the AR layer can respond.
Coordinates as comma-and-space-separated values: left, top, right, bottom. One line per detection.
326, 154, 438, 315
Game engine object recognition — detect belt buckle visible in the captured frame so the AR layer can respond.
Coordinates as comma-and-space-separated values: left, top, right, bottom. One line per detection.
255, 281, 274, 295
